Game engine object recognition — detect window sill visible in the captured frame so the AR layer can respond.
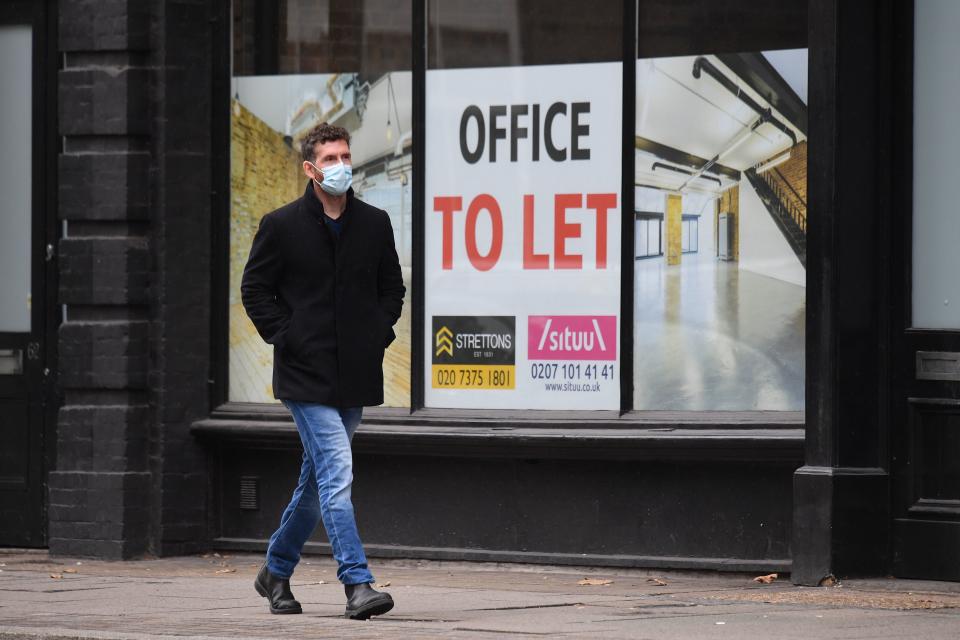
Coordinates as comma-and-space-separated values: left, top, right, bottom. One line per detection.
191, 402, 804, 462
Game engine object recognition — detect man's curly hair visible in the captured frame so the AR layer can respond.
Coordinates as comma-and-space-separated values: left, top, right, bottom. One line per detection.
301, 123, 351, 162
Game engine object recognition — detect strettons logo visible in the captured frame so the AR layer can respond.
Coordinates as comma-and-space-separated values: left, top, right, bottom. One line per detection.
435, 326, 454, 357
432, 316, 515, 365
528, 315, 617, 361
431, 316, 516, 390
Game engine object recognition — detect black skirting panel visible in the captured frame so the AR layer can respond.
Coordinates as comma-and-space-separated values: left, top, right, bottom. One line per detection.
204, 437, 800, 573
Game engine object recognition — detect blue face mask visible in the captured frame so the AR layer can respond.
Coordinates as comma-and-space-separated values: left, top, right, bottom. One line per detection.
310, 160, 352, 196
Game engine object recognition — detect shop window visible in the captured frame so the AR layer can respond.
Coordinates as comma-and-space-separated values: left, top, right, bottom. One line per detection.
425, 1, 623, 410
222, 0, 808, 417
228, 0, 413, 406
633, 1, 808, 411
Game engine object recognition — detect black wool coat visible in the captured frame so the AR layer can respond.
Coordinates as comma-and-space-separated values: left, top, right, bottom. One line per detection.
241, 182, 405, 407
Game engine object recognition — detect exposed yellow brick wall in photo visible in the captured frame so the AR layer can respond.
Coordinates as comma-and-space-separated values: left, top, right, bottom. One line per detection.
718, 185, 740, 261
229, 101, 304, 402
665, 193, 683, 266
230, 101, 304, 305
714, 197, 719, 256
765, 141, 807, 227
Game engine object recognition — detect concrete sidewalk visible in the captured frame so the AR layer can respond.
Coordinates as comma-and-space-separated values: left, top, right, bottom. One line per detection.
0, 550, 958, 639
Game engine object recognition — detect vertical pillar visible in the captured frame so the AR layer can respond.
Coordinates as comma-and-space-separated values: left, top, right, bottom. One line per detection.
714, 198, 720, 256
792, 0, 892, 585
665, 193, 682, 265
50, 0, 214, 559
730, 186, 739, 260
148, 0, 213, 555
50, 0, 153, 559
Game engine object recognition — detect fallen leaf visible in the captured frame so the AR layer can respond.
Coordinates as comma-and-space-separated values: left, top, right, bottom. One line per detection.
647, 577, 667, 586
753, 573, 778, 584
578, 578, 613, 586
63, 568, 78, 574
49, 574, 63, 579
214, 568, 236, 574
376, 581, 391, 588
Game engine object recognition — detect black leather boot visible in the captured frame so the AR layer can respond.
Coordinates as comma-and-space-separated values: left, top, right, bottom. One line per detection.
254, 563, 302, 614
344, 582, 394, 620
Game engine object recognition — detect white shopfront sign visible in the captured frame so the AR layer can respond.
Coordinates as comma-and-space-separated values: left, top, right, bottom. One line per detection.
424, 62, 622, 409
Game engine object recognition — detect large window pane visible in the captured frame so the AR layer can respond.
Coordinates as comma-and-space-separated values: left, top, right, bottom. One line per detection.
425, 1, 622, 410
913, 0, 960, 329
0, 26, 32, 333
634, 40, 807, 410
229, 0, 413, 405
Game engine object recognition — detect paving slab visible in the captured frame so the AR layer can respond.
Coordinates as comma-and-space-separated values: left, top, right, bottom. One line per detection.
0, 550, 958, 639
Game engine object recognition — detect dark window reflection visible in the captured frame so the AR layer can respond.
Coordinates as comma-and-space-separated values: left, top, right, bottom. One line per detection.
428, 0, 622, 69
233, 0, 412, 76
637, 0, 806, 58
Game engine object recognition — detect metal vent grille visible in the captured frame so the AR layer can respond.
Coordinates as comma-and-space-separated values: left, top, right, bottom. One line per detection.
239, 476, 259, 510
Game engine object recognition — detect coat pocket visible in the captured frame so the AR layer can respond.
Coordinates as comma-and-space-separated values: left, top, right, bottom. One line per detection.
282, 309, 306, 358
382, 311, 397, 349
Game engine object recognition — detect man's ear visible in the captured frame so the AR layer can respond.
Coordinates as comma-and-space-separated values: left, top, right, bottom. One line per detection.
303, 160, 322, 182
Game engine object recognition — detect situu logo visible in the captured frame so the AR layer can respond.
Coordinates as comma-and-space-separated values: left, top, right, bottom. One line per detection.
528, 316, 617, 361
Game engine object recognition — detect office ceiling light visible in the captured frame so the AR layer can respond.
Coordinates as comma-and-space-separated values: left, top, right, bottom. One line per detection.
756, 151, 791, 174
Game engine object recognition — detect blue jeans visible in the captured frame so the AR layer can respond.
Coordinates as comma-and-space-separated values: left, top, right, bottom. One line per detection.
265, 401, 374, 585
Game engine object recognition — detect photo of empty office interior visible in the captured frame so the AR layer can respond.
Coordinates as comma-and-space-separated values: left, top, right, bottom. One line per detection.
633, 50, 807, 410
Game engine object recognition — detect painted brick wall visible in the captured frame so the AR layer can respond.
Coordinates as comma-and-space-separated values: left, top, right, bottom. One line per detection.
50, 0, 154, 560
51, 0, 216, 559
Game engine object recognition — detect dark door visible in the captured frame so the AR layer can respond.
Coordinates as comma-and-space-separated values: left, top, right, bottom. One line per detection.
0, 0, 54, 548
890, 0, 960, 581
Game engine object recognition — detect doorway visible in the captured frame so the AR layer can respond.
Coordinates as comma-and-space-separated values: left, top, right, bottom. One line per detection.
890, 0, 960, 581
0, 0, 55, 548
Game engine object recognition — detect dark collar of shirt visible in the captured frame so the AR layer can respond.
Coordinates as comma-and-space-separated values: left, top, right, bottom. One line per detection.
323, 213, 343, 239
303, 180, 353, 240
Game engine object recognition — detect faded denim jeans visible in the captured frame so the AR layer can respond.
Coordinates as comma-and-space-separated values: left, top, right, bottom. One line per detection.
265, 401, 374, 585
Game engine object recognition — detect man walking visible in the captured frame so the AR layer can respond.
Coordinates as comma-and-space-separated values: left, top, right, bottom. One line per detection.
241, 122, 404, 620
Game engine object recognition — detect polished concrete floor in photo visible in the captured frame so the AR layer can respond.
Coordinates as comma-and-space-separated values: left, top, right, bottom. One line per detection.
634, 253, 805, 411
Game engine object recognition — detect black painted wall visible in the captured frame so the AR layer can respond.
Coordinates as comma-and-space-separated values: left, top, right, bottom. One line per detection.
49, 0, 214, 559
214, 446, 797, 571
